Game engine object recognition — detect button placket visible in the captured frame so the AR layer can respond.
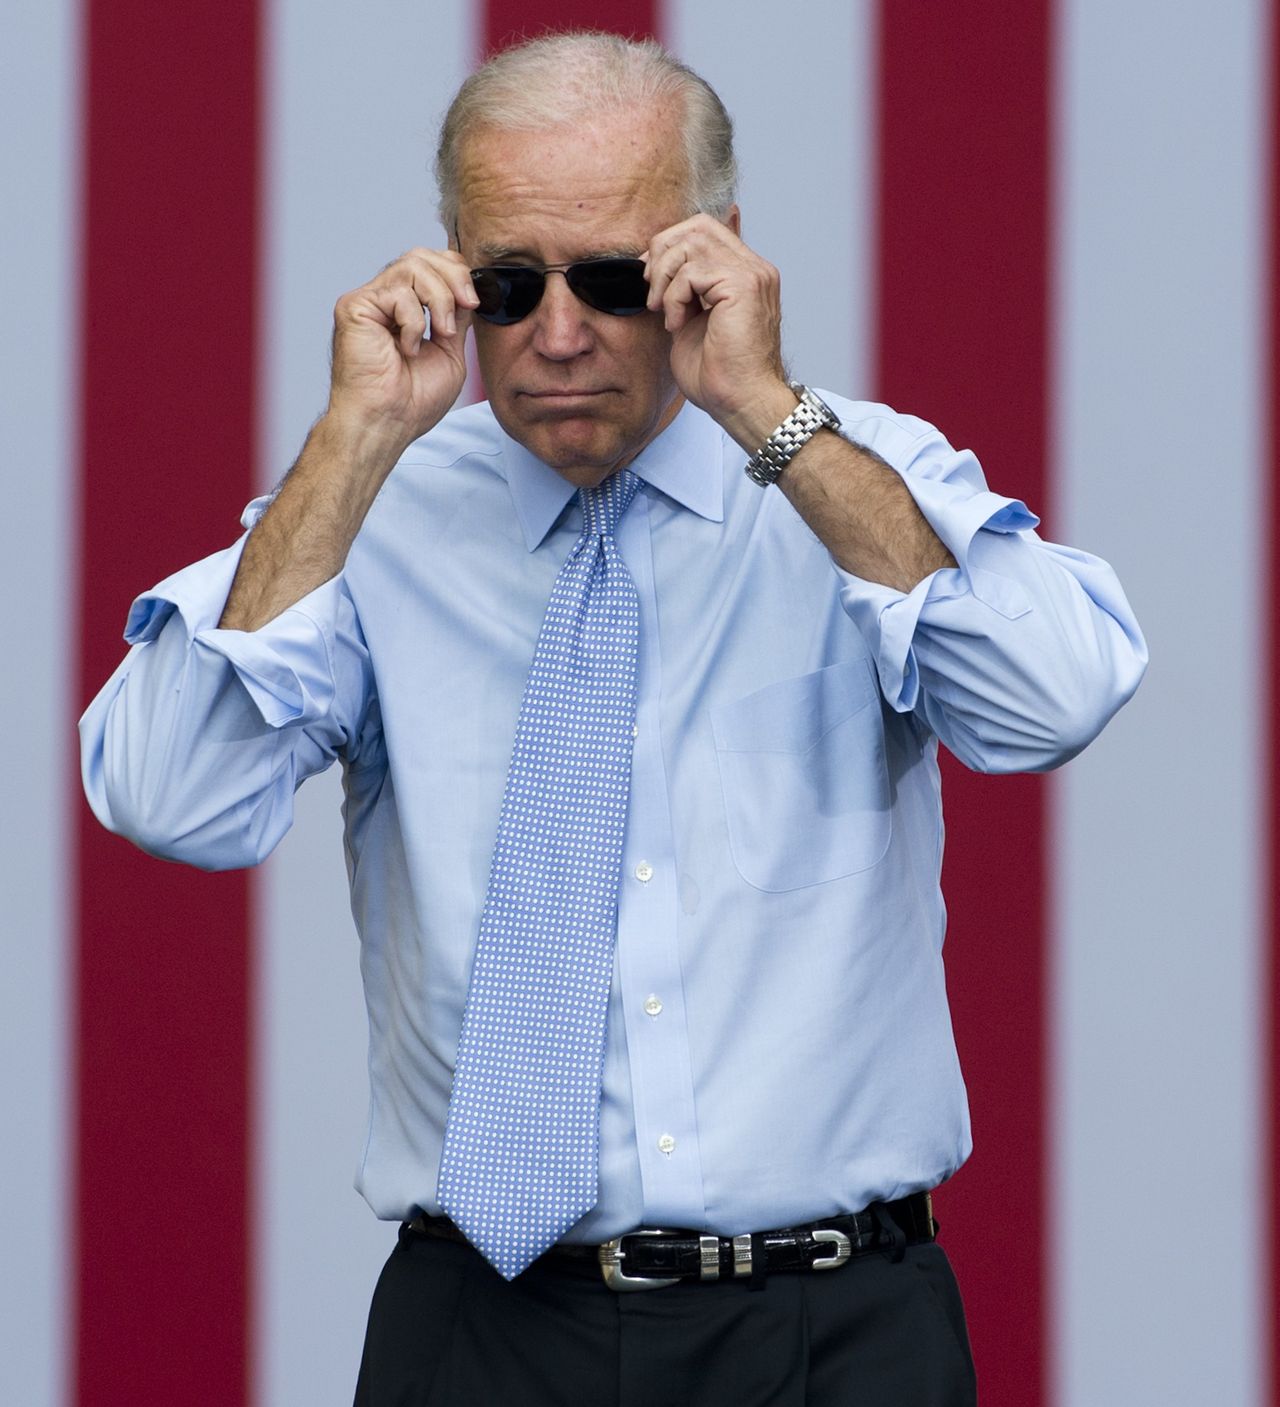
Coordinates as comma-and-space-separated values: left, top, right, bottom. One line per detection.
611, 489, 706, 1227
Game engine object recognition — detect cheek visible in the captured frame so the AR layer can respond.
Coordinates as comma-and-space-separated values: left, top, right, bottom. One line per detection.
611, 319, 673, 386
473, 326, 522, 389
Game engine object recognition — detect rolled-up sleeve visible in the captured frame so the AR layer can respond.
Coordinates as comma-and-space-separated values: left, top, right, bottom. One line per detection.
79, 502, 376, 871
835, 413, 1148, 773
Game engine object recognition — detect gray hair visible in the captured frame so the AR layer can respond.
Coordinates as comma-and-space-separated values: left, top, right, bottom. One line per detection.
435, 31, 738, 233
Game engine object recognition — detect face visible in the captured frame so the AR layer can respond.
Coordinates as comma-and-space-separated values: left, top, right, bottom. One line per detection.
455, 109, 688, 487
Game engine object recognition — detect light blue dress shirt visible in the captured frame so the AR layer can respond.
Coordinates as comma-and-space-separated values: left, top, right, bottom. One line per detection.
80, 394, 1147, 1241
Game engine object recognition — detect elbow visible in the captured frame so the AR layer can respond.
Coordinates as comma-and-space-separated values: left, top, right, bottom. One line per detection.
931, 610, 1149, 775
944, 663, 1145, 776
1019, 714, 1098, 774
101, 786, 269, 872
119, 810, 251, 872
1022, 595, 1149, 771
89, 751, 282, 872
1033, 645, 1147, 771
78, 633, 298, 871
977, 671, 1145, 775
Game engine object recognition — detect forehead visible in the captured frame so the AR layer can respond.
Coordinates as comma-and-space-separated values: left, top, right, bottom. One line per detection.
457, 109, 688, 258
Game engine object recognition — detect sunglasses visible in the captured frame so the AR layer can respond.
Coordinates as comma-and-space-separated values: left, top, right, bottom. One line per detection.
468, 257, 651, 325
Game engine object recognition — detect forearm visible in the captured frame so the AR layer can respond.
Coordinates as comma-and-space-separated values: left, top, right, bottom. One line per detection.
221, 244, 477, 631
219, 413, 405, 631
724, 385, 956, 592
730, 387, 1145, 770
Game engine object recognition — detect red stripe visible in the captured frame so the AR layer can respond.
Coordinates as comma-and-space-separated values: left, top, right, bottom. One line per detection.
484, 0, 658, 55
875, 5, 1051, 1403
75, 1, 260, 1401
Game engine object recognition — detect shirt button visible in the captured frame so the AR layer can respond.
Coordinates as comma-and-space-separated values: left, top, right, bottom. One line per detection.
644, 994, 663, 1017
657, 1133, 676, 1155
634, 862, 654, 883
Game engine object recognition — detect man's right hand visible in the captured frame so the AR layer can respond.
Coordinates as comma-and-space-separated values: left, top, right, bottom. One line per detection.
218, 249, 478, 632
327, 247, 479, 455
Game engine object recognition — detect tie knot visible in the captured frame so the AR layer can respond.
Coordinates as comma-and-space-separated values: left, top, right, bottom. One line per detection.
579, 469, 639, 538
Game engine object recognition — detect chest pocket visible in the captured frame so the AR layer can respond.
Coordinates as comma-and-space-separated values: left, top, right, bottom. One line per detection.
711, 657, 891, 891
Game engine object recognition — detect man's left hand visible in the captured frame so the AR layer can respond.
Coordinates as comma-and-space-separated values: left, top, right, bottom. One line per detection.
644, 215, 795, 450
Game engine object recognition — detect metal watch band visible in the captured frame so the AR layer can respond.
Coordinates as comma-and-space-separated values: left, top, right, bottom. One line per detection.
743, 384, 842, 487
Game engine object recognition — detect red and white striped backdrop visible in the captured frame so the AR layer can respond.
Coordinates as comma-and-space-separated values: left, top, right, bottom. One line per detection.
4, 1, 1276, 1403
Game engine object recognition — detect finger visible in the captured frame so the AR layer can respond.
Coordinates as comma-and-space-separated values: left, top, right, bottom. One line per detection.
426, 303, 474, 356
364, 277, 451, 358
644, 221, 703, 308
660, 266, 720, 333
644, 243, 688, 312
647, 214, 738, 273
336, 280, 424, 352
646, 213, 715, 259
382, 285, 429, 356
371, 251, 475, 323
645, 228, 740, 313
399, 249, 479, 315
397, 266, 466, 351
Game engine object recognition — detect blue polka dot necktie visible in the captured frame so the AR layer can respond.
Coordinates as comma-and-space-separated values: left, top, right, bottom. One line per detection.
437, 468, 641, 1279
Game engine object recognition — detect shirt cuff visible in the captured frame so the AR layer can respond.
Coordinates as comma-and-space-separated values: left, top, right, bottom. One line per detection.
122, 512, 341, 729
837, 471, 1039, 712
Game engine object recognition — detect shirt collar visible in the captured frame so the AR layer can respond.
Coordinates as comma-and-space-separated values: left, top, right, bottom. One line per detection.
498, 398, 726, 551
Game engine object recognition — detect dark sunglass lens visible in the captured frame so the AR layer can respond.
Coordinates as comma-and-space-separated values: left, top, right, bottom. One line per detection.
470, 267, 545, 324
568, 259, 650, 316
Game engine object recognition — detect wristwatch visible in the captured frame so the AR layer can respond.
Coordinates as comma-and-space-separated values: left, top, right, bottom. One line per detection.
743, 384, 842, 487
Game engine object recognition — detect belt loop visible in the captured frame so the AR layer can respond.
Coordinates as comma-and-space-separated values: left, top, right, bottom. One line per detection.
869, 1201, 907, 1263
748, 1232, 768, 1292
732, 1233, 753, 1279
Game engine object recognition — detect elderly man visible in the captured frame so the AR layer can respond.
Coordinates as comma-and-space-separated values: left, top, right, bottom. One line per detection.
81, 30, 1146, 1407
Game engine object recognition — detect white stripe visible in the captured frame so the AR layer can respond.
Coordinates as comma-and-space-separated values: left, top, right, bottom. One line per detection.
255, 2, 477, 1401
0, 2, 77, 1404
1052, 1, 1267, 1402
666, 0, 872, 400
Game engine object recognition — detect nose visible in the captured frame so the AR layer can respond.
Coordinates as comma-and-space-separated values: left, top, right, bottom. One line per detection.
530, 270, 594, 361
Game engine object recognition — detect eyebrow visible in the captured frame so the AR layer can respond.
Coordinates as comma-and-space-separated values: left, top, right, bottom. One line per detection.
471, 242, 645, 265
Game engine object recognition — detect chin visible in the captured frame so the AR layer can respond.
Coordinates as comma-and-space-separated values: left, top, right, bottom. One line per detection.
549, 462, 618, 488
526, 425, 634, 480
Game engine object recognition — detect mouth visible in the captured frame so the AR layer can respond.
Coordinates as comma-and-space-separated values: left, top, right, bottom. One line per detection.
521, 389, 614, 399
518, 389, 617, 415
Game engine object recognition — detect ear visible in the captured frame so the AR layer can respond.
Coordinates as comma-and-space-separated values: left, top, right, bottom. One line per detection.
724, 204, 741, 237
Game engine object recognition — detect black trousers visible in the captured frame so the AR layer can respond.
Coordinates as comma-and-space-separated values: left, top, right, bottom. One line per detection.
354, 1223, 978, 1406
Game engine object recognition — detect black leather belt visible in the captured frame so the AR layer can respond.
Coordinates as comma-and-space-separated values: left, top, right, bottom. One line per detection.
407, 1192, 935, 1291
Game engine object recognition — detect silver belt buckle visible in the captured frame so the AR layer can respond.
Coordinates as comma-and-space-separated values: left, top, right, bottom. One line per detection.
810, 1227, 853, 1270
598, 1228, 683, 1291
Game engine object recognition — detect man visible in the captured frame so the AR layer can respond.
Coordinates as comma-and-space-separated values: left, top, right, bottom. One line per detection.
81, 31, 1146, 1406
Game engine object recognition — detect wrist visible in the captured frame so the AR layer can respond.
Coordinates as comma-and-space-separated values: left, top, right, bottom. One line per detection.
313, 406, 414, 479
741, 384, 843, 488
720, 381, 801, 455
